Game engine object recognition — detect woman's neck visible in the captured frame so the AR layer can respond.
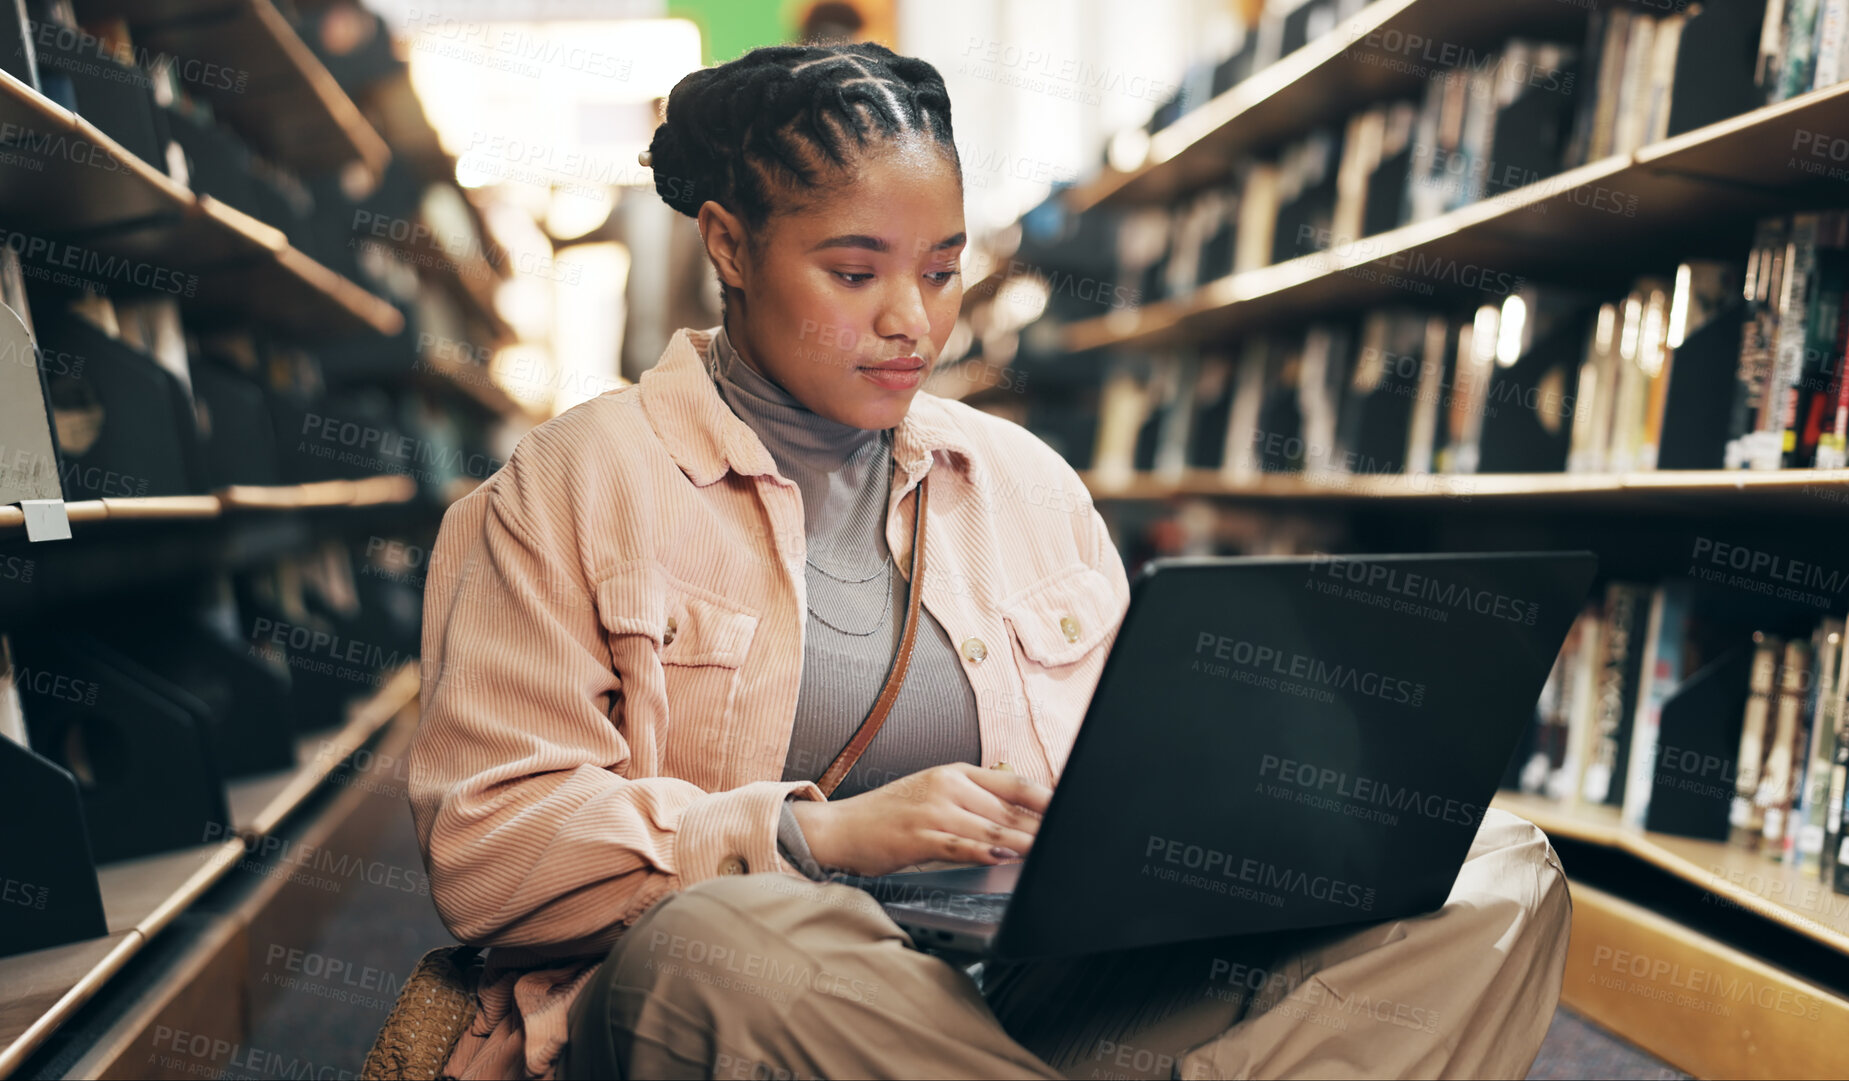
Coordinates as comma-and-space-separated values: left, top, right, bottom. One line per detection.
709, 320, 886, 474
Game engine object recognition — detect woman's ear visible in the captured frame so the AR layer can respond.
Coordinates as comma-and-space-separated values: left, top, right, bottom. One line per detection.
698, 201, 751, 292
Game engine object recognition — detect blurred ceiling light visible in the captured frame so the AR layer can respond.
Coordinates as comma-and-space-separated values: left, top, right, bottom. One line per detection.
409, 18, 701, 195
1107, 127, 1150, 173
546, 186, 619, 241
1495, 293, 1526, 368
1471, 304, 1499, 366
989, 273, 1051, 336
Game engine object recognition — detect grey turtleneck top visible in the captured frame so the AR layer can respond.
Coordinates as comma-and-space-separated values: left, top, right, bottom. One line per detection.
704, 324, 983, 879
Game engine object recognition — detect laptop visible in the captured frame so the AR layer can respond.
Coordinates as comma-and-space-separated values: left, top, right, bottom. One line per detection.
828, 550, 1599, 961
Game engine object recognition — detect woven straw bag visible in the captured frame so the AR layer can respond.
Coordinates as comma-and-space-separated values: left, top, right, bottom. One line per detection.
359, 945, 483, 1080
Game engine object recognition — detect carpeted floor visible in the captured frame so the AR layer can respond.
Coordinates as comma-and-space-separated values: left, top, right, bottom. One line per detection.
249, 803, 1690, 1079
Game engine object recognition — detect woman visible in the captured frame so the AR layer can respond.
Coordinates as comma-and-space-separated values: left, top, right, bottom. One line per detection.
408, 41, 1570, 1081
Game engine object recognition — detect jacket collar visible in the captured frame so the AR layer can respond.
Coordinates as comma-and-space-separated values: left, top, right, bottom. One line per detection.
639, 325, 978, 490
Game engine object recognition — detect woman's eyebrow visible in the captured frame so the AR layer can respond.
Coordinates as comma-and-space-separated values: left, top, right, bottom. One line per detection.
809, 231, 967, 253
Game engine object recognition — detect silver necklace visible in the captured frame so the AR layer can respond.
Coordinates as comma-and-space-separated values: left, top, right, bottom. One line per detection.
804, 434, 896, 636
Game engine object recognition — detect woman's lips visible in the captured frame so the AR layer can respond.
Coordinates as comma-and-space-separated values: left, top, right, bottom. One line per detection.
858, 362, 924, 389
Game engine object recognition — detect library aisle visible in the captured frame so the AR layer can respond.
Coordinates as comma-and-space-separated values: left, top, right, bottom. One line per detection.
0, 1, 1844, 1079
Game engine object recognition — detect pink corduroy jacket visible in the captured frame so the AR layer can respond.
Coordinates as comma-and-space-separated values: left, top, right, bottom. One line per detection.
407, 325, 1132, 1080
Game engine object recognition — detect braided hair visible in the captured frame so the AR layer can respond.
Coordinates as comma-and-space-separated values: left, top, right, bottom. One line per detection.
642, 41, 961, 242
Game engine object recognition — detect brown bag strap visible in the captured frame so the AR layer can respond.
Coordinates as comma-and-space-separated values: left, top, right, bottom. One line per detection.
815, 472, 929, 797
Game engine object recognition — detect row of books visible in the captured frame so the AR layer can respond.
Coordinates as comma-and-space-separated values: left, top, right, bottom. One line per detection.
1100, 2, 1798, 309
1088, 206, 1849, 483
1759, 0, 1849, 105
1508, 582, 1849, 894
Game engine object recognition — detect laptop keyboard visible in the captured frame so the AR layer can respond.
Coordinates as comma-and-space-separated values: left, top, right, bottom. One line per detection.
888, 891, 1011, 923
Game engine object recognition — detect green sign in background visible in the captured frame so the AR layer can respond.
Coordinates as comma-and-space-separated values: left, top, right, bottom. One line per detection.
667, 0, 808, 66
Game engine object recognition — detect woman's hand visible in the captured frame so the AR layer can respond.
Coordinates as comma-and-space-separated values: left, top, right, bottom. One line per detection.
789, 763, 1052, 878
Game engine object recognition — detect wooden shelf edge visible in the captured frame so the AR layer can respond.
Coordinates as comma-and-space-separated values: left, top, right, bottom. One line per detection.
0, 477, 421, 537
1076, 468, 1849, 504
247, 0, 392, 177
0, 932, 146, 1078
1561, 882, 1849, 1080
231, 663, 421, 839
1494, 793, 1849, 958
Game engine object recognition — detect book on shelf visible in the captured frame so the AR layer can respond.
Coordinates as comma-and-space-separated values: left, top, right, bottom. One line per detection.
1621, 582, 1695, 828
1750, 637, 1814, 853
1582, 581, 1651, 809
1795, 620, 1843, 870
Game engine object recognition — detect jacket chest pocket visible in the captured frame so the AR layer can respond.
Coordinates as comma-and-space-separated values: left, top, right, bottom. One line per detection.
1000, 563, 1121, 777
597, 561, 760, 787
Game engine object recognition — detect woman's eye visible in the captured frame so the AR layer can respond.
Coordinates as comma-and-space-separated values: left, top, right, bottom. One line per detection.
834, 271, 873, 285
928, 269, 961, 286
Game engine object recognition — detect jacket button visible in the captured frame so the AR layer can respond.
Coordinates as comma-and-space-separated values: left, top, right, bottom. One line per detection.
664, 616, 677, 645
1060, 615, 1080, 642
961, 637, 987, 663
719, 855, 747, 875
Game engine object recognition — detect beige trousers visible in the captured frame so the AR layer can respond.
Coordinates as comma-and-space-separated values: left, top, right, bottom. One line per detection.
556, 808, 1569, 1080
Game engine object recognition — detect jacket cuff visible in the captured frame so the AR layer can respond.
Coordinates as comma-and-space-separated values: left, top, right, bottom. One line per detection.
674, 779, 825, 884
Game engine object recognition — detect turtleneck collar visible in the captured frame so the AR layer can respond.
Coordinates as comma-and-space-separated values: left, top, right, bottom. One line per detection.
707, 320, 887, 477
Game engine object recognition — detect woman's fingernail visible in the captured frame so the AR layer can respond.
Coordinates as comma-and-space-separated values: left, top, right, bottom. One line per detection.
990, 846, 1020, 859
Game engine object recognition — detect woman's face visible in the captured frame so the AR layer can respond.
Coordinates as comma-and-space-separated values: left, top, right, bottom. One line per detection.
701, 136, 966, 431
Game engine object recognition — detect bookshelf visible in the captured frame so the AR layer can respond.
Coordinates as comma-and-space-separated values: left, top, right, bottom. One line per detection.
0, 69, 402, 339
993, 2, 1849, 1075
1064, 81, 1849, 352
0, 0, 507, 1071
